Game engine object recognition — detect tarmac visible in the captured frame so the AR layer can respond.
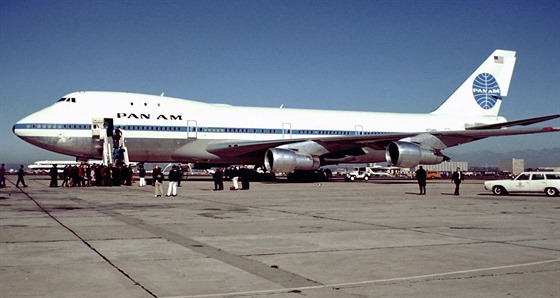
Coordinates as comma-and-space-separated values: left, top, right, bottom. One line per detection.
1, 175, 559, 298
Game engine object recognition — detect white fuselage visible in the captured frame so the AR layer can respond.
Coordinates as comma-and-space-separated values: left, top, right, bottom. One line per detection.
13, 91, 505, 166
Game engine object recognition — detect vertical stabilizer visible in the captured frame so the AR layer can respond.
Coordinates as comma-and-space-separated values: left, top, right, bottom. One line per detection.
431, 50, 516, 116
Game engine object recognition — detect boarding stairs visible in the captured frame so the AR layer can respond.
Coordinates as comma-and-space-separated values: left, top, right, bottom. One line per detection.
97, 128, 130, 166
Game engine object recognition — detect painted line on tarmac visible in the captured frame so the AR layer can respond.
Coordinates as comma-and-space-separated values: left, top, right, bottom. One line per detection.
166, 258, 560, 298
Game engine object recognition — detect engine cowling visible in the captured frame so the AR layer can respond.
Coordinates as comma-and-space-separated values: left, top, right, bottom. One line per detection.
264, 148, 321, 173
385, 141, 445, 168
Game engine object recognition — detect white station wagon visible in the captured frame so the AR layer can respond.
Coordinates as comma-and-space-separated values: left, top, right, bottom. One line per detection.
484, 172, 560, 196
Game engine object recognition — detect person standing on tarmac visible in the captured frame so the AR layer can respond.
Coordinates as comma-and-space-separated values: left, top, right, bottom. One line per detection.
230, 166, 240, 190
16, 165, 27, 188
61, 165, 69, 187
49, 164, 58, 187
451, 167, 464, 196
138, 165, 146, 187
415, 166, 427, 195
166, 165, 179, 197
213, 168, 224, 191
153, 166, 164, 197
0, 163, 6, 188
177, 164, 183, 187
240, 166, 250, 190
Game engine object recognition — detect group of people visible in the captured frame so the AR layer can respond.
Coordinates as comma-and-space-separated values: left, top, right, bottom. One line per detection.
415, 166, 464, 195
151, 164, 184, 197
48, 163, 136, 188
0, 164, 29, 188
212, 166, 251, 191
6, 161, 467, 196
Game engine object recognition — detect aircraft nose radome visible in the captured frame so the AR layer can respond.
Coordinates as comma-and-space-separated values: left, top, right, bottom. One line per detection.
12, 123, 22, 137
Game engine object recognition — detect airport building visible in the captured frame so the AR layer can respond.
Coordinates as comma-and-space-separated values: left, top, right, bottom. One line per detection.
499, 158, 524, 175
413, 161, 469, 173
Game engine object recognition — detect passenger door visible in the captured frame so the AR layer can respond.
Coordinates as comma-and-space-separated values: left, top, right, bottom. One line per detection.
529, 173, 546, 192
511, 173, 530, 192
187, 120, 197, 139
282, 123, 292, 139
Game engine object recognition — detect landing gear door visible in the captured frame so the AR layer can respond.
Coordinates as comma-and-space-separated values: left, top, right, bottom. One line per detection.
187, 120, 197, 139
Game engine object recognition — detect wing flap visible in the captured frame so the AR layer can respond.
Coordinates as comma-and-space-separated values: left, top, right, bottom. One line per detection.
432, 126, 559, 147
467, 114, 559, 130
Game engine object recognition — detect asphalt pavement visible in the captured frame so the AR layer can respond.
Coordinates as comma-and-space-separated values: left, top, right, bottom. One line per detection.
1, 176, 559, 297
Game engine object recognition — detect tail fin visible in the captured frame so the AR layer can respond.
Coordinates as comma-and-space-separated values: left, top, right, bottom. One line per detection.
431, 50, 516, 116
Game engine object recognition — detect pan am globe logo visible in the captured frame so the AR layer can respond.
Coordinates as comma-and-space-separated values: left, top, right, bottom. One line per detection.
472, 73, 501, 109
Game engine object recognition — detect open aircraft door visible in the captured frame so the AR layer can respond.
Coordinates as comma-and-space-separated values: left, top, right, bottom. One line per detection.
187, 120, 197, 139
92, 118, 113, 139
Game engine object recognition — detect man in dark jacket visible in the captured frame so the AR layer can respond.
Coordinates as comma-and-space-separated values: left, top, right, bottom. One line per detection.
415, 166, 427, 195
16, 165, 27, 188
154, 166, 164, 197
166, 165, 179, 196
213, 168, 224, 191
49, 164, 58, 187
451, 167, 464, 195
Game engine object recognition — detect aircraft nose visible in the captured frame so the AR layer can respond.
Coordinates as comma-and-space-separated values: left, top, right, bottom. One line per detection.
13, 116, 30, 138
12, 123, 21, 137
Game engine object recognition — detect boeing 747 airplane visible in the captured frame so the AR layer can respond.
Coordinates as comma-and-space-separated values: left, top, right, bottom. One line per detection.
13, 50, 559, 173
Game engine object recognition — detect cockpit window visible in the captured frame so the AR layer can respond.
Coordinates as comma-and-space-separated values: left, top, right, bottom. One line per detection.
56, 98, 76, 103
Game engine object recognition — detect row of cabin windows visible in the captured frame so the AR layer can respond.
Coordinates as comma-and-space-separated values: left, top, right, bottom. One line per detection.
27, 124, 389, 136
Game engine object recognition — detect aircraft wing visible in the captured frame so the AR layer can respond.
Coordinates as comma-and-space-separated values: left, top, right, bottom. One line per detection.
466, 114, 560, 130
395, 126, 559, 148
314, 126, 559, 150
207, 139, 309, 157
207, 125, 559, 158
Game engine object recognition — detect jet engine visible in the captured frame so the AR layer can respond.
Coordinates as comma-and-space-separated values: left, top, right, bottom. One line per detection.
385, 141, 445, 168
264, 148, 321, 173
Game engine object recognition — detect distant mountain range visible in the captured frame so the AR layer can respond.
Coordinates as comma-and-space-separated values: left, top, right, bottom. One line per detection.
449, 148, 560, 168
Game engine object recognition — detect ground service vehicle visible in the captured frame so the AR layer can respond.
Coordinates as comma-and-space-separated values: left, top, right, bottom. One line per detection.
345, 167, 372, 181
484, 172, 560, 196
426, 170, 441, 179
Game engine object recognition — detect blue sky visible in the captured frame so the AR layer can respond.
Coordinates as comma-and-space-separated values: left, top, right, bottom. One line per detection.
1, 0, 559, 165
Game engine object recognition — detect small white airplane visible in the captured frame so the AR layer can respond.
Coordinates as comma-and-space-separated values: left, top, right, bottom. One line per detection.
28, 160, 103, 173
13, 50, 559, 173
